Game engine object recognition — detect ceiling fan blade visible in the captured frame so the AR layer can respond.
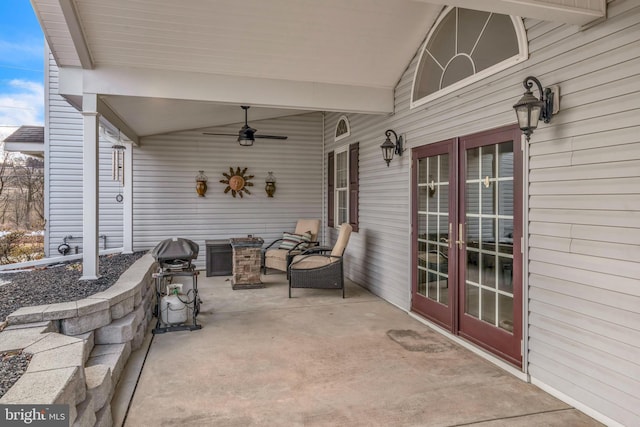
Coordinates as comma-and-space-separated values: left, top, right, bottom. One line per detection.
203, 106, 288, 140
254, 134, 288, 140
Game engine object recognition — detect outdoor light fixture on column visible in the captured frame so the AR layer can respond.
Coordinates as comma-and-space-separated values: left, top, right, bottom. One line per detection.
513, 76, 558, 141
380, 129, 403, 167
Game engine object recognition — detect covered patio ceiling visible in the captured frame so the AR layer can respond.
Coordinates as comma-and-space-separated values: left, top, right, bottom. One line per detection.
31, 0, 606, 143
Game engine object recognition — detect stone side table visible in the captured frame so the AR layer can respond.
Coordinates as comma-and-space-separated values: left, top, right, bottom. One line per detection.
230, 237, 264, 289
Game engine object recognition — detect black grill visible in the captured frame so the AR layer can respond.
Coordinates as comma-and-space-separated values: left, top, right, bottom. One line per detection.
151, 237, 202, 333
151, 237, 199, 271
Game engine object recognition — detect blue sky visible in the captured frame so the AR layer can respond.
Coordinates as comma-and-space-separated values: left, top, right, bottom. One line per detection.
0, 1, 44, 132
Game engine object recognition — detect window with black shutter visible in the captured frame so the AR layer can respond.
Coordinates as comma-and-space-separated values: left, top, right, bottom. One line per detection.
327, 151, 335, 228
327, 143, 358, 231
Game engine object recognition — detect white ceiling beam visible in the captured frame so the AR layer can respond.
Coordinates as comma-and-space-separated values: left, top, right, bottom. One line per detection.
56, 69, 140, 144
97, 99, 140, 146
416, 0, 606, 25
58, 66, 394, 115
58, 0, 94, 68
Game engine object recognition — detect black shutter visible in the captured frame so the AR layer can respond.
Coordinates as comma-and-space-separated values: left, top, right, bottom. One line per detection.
349, 142, 359, 232
327, 151, 335, 228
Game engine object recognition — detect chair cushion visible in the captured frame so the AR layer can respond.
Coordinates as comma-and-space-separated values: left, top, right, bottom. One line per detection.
264, 249, 289, 272
294, 219, 320, 241
331, 223, 352, 256
290, 255, 336, 270
279, 231, 312, 250
265, 248, 289, 261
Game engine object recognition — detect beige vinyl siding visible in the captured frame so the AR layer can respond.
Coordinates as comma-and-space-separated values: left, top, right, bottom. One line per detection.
132, 113, 323, 268
46, 52, 124, 256
325, 1, 639, 425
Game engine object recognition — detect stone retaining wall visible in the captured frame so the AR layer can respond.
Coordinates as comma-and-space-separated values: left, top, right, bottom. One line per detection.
0, 253, 157, 427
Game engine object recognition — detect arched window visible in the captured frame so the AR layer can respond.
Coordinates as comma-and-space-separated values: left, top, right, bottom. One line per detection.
411, 7, 527, 108
334, 115, 351, 142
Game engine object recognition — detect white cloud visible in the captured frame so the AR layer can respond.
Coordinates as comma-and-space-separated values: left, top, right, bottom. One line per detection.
0, 79, 44, 126
0, 40, 43, 65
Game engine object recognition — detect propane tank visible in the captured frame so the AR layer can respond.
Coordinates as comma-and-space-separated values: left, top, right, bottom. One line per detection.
160, 287, 187, 325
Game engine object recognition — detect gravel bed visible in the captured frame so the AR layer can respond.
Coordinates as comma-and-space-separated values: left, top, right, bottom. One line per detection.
0, 251, 147, 399
0, 251, 146, 322
0, 351, 32, 398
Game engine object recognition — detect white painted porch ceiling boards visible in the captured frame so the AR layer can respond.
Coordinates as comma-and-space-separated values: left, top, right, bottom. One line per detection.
31, 0, 606, 139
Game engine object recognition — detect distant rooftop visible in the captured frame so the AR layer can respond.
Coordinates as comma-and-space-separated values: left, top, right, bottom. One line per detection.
3, 126, 44, 143
3, 126, 44, 158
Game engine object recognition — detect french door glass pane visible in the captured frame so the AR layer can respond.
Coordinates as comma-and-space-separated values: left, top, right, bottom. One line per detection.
464, 142, 514, 331
417, 154, 449, 306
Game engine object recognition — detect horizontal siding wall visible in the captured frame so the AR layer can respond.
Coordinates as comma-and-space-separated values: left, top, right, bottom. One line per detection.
524, 1, 640, 426
324, 113, 412, 309
46, 54, 123, 257
132, 113, 323, 268
325, 1, 639, 425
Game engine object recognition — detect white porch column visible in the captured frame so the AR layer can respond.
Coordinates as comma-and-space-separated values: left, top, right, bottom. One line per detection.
81, 93, 100, 280
122, 140, 133, 254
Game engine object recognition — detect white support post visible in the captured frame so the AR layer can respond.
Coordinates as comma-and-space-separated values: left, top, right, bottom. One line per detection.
122, 140, 133, 254
81, 93, 100, 280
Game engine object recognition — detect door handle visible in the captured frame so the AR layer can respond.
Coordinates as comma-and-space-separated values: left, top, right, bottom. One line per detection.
455, 223, 465, 248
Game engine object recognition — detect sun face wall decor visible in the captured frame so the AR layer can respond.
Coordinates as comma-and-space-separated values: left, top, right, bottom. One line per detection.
220, 167, 254, 198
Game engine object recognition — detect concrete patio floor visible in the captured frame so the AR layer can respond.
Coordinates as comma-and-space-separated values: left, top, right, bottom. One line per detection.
123, 273, 602, 427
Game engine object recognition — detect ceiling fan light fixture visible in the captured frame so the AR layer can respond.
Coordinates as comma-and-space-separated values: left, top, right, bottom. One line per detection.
203, 105, 288, 142
238, 136, 254, 146
238, 125, 255, 146
238, 106, 255, 146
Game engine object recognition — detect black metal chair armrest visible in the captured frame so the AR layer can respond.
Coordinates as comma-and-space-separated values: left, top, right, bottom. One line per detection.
264, 238, 284, 250
300, 246, 332, 255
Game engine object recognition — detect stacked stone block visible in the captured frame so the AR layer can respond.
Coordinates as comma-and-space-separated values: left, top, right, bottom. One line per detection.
232, 246, 262, 287
0, 253, 157, 427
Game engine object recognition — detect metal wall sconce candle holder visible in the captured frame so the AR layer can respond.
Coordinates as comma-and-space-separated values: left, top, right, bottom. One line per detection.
265, 171, 276, 197
513, 76, 559, 141
196, 170, 208, 197
380, 129, 403, 166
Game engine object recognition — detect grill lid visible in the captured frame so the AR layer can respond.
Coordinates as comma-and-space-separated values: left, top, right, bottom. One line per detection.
151, 237, 199, 262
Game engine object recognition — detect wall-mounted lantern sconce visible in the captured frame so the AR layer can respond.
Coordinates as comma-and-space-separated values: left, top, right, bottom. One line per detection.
196, 170, 208, 197
380, 129, 403, 167
265, 171, 276, 197
513, 76, 559, 141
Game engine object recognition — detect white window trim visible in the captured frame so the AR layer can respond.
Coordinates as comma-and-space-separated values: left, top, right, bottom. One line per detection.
410, 7, 529, 109
334, 145, 349, 228
334, 115, 351, 142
